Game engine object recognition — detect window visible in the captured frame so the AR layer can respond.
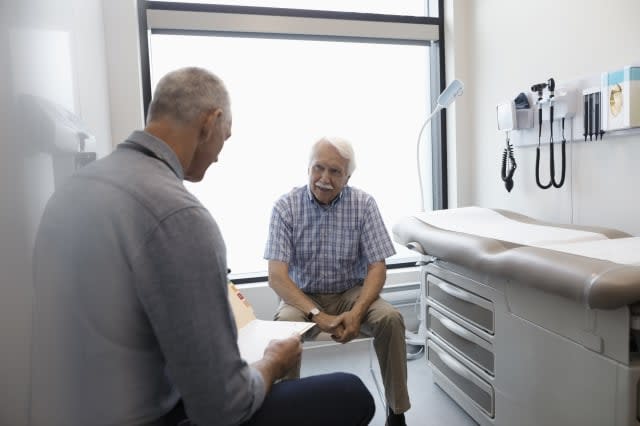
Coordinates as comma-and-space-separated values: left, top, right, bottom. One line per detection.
142, 3, 444, 277
148, 0, 438, 17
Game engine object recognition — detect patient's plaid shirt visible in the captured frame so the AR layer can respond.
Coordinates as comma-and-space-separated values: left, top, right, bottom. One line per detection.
264, 185, 396, 294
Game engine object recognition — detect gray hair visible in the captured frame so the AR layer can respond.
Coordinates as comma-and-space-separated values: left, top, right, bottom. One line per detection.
146, 67, 231, 125
309, 136, 356, 176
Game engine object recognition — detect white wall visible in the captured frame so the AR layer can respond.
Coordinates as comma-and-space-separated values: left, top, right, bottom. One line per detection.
0, 0, 112, 423
446, 0, 640, 234
103, 0, 145, 145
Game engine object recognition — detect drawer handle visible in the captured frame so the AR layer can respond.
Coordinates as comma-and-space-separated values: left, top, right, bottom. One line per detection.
432, 279, 474, 303
430, 344, 492, 395
439, 315, 476, 342
432, 310, 492, 352
432, 343, 476, 381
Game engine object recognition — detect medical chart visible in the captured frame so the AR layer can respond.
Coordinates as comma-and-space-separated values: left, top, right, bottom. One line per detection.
228, 282, 315, 364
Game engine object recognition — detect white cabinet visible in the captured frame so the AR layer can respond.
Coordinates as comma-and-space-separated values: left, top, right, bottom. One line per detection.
422, 261, 640, 426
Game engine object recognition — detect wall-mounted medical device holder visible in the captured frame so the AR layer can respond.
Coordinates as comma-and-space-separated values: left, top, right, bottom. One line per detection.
528, 78, 569, 190
581, 87, 603, 141
497, 94, 533, 131
497, 89, 575, 139
535, 88, 577, 121
496, 93, 530, 192
496, 66, 640, 193
497, 65, 640, 149
496, 101, 516, 131
601, 66, 640, 132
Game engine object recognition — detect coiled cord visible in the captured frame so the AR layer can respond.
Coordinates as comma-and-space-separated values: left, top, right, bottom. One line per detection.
501, 134, 517, 192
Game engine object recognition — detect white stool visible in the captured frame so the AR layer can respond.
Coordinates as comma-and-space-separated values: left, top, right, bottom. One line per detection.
302, 332, 386, 412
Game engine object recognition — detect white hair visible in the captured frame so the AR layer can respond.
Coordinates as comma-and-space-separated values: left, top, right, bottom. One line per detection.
309, 136, 356, 176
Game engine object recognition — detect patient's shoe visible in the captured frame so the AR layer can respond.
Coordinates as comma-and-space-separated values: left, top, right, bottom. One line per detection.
385, 407, 407, 426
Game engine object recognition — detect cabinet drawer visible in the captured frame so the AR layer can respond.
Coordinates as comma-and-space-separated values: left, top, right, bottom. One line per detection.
428, 307, 494, 375
428, 339, 495, 418
427, 274, 494, 334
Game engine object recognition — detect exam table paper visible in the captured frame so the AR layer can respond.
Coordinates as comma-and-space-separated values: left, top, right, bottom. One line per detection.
415, 206, 607, 247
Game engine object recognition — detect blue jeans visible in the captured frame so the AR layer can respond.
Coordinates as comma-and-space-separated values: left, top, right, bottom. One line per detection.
242, 372, 375, 426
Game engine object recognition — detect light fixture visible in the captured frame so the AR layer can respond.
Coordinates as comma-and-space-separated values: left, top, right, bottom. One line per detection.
407, 79, 463, 359
416, 79, 464, 211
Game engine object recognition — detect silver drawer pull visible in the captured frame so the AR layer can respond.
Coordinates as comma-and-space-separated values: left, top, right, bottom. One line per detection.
429, 276, 494, 312
432, 278, 474, 303
432, 311, 492, 351
439, 314, 475, 341
430, 343, 492, 395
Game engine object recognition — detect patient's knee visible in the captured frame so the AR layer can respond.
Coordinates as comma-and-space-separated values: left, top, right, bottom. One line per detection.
274, 304, 307, 322
380, 308, 405, 330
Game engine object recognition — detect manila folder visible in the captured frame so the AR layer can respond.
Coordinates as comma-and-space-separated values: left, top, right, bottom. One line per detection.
228, 282, 315, 364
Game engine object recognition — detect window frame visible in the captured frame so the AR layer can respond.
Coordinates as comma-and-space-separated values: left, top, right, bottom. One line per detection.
136, 0, 448, 279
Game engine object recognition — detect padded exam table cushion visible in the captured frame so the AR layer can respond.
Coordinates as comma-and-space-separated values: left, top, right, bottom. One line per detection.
392, 207, 640, 309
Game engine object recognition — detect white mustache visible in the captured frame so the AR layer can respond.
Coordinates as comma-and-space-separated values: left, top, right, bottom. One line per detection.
315, 182, 334, 190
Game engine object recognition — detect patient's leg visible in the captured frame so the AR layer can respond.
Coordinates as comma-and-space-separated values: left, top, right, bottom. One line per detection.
341, 287, 411, 415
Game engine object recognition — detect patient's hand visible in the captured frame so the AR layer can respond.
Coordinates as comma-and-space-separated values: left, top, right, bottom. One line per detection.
331, 311, 362, 344
313, 312, 344, 336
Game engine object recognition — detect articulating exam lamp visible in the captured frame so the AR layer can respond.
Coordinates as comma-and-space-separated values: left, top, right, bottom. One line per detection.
416, 79, 464, 211
406, 79, 463, 358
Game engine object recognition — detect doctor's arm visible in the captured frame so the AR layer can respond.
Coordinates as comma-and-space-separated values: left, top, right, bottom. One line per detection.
252, 335, 302, 394
136, 209, 280, 426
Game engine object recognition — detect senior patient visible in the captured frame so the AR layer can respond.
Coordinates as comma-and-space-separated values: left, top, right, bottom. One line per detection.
30, 68, 374, 426
264, 136, 411, 426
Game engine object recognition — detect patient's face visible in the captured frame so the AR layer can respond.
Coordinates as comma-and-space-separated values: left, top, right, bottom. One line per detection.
308, 142, 349, 205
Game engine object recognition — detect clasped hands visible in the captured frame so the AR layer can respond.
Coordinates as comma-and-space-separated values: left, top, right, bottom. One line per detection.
314, 311, 361, 344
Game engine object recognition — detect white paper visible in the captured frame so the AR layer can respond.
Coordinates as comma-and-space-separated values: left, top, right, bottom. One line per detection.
237, 319, 315, 364
228, 282, 315, 363
544, 237, 640, 265
415, 206, 606, 247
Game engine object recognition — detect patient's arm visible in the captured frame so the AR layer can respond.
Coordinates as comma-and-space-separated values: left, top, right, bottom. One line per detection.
268, 259, 343, 334
268, 259, 316, 313
352, 261, 386, 319
333, 261, 387, 343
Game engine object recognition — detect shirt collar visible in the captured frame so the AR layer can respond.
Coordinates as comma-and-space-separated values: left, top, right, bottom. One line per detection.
305, 184, 346, 208
121, 130, 185, 180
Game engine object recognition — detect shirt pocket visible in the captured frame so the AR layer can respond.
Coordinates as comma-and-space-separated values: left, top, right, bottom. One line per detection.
334, 226, 360, 265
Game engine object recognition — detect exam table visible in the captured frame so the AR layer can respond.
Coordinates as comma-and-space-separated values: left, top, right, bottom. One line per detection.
393, 207, 640, 426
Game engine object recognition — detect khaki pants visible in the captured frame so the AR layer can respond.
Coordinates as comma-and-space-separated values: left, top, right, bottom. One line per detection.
274, 286, 411, 414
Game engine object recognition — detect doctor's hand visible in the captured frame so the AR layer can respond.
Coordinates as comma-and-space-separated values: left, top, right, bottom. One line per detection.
260, 335, 302, 381
331, 311, 362, 344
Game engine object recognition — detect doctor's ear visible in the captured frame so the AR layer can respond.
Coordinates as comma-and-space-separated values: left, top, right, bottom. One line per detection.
208, 108, 223, 124
199, 109, 221, 139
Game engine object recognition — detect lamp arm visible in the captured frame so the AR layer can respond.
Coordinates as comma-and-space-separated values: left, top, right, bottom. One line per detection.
416, 105, 443, 211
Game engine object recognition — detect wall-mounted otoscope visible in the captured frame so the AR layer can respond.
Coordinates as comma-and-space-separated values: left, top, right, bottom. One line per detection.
531, 82, 548, 102
532, 77, 566, 190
